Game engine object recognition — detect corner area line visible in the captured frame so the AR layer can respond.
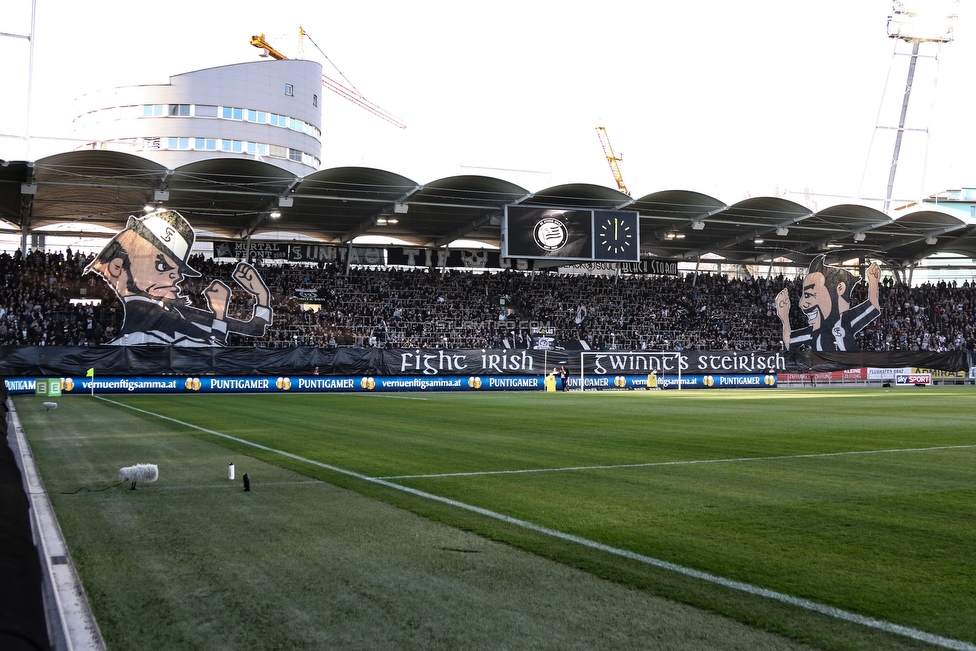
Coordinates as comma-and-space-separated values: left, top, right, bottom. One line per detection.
98, 396, 976, 651
379, 444, 976, 480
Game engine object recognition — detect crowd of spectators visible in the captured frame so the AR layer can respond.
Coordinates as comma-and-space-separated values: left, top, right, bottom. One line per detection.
2, 248, 976, 359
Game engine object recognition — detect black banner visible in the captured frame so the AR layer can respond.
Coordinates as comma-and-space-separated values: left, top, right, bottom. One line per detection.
0, 346, 966, 378
385, 248, 539, 270
212, 241, 384, 265
210, 241, 673, 273
618, 259, 680, 276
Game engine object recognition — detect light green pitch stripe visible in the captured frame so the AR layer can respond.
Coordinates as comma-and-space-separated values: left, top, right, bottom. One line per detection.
379, 444, 976, 479
99, 397, 976, 651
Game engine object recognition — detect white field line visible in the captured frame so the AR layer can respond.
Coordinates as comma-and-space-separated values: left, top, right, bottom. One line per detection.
351, 393, 429, 400
98, 397, 976, 651
380, 444, 976, 480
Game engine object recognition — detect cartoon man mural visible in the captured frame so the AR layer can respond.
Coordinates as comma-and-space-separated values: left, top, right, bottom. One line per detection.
85, 210, 272, 346
775, 254, 881, 351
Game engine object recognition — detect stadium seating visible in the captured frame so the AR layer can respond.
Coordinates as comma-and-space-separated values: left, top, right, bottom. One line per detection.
1, 249, 974, 357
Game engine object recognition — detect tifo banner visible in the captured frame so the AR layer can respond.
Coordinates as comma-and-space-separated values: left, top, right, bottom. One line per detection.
0, 346, 966, 378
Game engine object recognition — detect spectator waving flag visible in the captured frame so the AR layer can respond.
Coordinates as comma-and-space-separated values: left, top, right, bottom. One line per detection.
574, 305, 587, 325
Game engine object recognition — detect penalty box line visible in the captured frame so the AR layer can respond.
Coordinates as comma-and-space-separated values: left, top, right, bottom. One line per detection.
380, 444, 976, 480
97, 397, 976, 651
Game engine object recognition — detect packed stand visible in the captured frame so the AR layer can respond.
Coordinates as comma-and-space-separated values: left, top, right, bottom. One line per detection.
2, 248, 976, 356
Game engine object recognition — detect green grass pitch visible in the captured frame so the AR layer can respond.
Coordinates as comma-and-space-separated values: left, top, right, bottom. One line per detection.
15, 387, 976, 650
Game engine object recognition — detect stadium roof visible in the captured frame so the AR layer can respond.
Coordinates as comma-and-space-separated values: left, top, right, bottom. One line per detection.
1, 150, 974, 269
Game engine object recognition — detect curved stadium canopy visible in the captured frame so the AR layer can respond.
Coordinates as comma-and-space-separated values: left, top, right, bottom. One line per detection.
2, 150, 974, 270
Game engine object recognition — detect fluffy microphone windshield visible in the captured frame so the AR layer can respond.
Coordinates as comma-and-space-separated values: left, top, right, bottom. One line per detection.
119, 464, 159, 489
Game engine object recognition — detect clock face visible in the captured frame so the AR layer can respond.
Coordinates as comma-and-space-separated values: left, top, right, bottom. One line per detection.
595, 212, 638, 261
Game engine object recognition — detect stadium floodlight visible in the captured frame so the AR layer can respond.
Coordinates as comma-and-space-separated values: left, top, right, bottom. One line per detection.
269, 210, 281, 219
775, 227, 789, 236
853, 232, 866, 242
926, 236, 938, 245
691, 221, 705, 231
887, 0, 959, 42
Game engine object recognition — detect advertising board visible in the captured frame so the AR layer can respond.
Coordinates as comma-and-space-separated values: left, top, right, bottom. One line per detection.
894, 373, 932, 386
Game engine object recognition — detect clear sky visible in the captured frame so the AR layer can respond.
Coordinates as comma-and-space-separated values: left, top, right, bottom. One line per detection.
1, 0, 973, 212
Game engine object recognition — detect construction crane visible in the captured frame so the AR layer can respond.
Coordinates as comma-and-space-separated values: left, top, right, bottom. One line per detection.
250, 31, 406, 129
595, 126, 629, 196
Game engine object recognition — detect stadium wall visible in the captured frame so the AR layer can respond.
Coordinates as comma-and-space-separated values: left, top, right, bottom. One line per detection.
0, 382, 53, 651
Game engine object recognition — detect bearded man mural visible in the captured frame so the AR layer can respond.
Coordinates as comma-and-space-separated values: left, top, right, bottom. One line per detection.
775, 255, 881, 352
85, 210, 272, 346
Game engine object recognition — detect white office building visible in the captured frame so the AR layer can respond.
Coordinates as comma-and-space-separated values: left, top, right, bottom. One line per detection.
71, 59, 323, 175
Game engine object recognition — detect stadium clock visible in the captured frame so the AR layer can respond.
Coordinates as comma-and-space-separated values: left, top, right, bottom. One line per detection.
595, 211, 639, 261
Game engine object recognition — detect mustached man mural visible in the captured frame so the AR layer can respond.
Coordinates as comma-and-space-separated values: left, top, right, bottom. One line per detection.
775, 255, 881, 352
85, 210, 272, 346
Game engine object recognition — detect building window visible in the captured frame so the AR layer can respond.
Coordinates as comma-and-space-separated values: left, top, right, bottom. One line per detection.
169, 104, 190, 117
285, 84, 294, 96
195, 105, 218, 118
219, 139, 244, 153
312, 94, 318, 107
166, 137, 190, 149
288, 148, 302, 162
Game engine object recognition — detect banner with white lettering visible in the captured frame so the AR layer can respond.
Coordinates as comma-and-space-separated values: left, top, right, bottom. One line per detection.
0, 345, 965, 378
213, 241, 384, 265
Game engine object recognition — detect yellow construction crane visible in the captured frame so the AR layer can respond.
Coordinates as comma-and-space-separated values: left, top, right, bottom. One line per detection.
250, 30, 406, 129
595, 126, 629, 195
